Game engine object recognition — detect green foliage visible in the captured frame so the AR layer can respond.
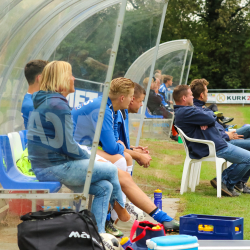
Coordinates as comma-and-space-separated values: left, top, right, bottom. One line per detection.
162, 0, 250, 89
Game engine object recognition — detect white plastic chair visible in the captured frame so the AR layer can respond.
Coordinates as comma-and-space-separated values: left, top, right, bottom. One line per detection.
176, 126, 227, 198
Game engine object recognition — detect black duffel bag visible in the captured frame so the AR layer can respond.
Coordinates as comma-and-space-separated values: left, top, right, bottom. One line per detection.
18, 208, 105, 250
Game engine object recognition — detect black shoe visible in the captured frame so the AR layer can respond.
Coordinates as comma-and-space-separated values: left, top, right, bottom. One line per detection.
219, 117, 234, 124
230, 189, 241, 197
162, 219, 179, 232
210, 177, 217, 189
221, 182, 233, 197
235, 182, 250, 194
170, 135, 178, 142
105, 220, 124, 237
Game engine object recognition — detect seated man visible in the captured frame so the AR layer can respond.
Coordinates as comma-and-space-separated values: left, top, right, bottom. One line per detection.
116, 82, 152, 170
72, 77, 179, 231
143, 77, 172, 118
22, 60, 48, 129
173, 84, 250, 197
190, 79, 250, 193
159, 74, 173, 106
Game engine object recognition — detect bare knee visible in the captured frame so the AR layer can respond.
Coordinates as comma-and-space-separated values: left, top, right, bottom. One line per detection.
124, 152, 133, 166
118, 169, 133, 189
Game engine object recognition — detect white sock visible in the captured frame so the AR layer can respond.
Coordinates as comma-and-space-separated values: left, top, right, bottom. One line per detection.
127, 165, 133, 176
114, 157, 127, 172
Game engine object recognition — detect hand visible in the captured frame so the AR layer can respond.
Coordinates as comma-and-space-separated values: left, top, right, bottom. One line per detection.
117, 140, 126, 148
227, 131, 244, 140
138, 153, 152, 168
133, 146, 150, 154
200, 125, 208, 130
169, 101, 173, 104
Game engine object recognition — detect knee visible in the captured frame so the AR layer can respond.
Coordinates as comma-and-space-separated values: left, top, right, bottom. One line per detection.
94, 180, 113, 197
124, 152, 133, 166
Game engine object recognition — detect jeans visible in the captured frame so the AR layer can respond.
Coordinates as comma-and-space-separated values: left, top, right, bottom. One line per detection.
217, 142, 250, 190
33, 159, 124, 233
228, 126, 250, 182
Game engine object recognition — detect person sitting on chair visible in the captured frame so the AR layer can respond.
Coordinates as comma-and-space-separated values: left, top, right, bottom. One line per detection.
27, 61, 133, 233
173, 84, 250, 197
190, 78, 250, 193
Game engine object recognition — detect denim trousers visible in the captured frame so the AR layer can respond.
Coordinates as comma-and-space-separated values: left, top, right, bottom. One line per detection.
217, 142, 250, 190
33, 159, 125, 233
228, 126, 250, 182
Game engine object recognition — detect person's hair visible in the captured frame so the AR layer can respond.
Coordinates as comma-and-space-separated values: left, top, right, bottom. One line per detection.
109, 77, 134, 97
154, 72, 162, 79
173, 85, 190, 103
162, 75, 173, 83
24, 60, 49, 85
189, 78, 209, 99
40, 61, 72, 93
142, 77, 154, 89
154, 69, 161, 74
134, 82, 146, 99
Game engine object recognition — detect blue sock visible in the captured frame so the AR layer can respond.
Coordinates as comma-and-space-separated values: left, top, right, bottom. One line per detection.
106, 212, 111, 221
151, 208, 173, 223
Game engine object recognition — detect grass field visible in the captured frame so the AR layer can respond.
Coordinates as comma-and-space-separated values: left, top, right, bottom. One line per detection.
132, 104, 250, 239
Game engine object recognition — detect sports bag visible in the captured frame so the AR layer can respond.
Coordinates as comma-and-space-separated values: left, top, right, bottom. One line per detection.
18, 208, 105, 250
130, 221, 165, 250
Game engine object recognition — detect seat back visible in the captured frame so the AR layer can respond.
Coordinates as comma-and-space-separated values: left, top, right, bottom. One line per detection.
19, 130, 28, 150
175, 126, 189, 155
145, 107, 163, 118
0, 135, 61, 192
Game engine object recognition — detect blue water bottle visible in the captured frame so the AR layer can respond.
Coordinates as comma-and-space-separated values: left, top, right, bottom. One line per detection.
154, 189, 162, 209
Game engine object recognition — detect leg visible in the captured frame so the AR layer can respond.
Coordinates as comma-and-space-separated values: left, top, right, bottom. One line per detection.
217, 143, 250, 190
236, 126, 250, 140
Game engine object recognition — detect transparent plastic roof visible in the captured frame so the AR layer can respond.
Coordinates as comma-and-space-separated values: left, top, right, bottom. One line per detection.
0, 0, 167, 136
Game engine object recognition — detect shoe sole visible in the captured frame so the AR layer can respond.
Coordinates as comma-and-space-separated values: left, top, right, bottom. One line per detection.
234, 186, 243, 192
221, 187, 233, 197
210, 179, 217, 189
222, 118, 234, 124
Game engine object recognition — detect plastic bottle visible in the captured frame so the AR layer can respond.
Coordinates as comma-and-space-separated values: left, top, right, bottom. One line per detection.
120, 237, 132, 249
154, 189, 162, 209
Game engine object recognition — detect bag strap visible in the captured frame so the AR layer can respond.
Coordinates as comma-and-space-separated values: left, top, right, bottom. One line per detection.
130, 220, 149, 243
78, 211, 105, 250
20, 209, 74, 221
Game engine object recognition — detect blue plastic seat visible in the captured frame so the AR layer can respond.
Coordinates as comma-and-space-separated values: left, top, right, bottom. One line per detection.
19, 130, 28, 150
0, 135, 61, 193
145, 108, 163, 118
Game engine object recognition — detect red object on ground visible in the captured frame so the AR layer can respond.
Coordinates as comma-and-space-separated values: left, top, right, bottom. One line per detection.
8, 190, 44, 215
172, 125, 178, 136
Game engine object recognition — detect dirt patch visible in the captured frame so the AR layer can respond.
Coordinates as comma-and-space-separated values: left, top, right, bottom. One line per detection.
162, 154, 184, 166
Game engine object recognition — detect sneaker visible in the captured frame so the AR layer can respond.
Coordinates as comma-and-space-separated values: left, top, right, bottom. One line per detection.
162, 219, 180, 232
221, 183, 240, 197
113, 214, 136, 231
235, 182, 250, 194
219, 117, 234, 124
210, 177, 217, 189
105, 220, 124, 237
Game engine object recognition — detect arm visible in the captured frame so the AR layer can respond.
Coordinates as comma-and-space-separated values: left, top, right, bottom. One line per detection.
100, 109, 125, 155
124, 148, 152, 167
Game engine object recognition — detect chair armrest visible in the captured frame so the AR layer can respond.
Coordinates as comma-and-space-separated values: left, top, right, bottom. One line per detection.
176, 126, 216, 158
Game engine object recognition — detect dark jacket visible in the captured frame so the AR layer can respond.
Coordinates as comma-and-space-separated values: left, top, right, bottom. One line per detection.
28, 91, 90, 169
193, 99, 230, 141
174, 105, 228, 159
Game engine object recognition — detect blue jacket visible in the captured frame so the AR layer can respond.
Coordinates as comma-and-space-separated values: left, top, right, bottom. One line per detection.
21, 93, 34, 129
116, 109, 130, 149
174, 105, 228, 159
159, 83, 173, 101
72, 96, 125, 156
27, 91, 90, 169
193, 99, 230, 141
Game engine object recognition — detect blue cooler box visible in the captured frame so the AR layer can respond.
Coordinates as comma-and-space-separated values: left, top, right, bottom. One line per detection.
180, 214, 243, 240
146, 235, 198, 250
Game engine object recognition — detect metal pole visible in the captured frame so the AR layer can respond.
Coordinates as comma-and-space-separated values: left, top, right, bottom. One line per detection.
134, 2, 169, 152
82, 0, 128, 209
243, 89, 244, 107
184, 41, 193, 85
179, 42, 189, 85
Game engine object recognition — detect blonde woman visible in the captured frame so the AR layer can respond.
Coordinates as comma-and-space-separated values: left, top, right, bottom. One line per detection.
27, 61, 133, 233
